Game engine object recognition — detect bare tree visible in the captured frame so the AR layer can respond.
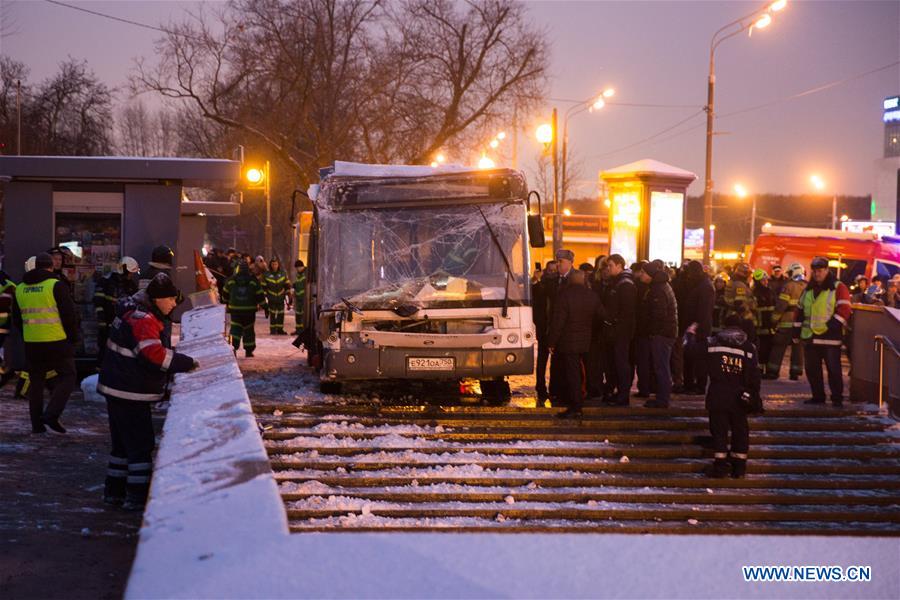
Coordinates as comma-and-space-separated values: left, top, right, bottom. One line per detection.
134, 0, 548, 186
115, 101, 180, 156
30, 59, 113, 155
529, 142, 583, 214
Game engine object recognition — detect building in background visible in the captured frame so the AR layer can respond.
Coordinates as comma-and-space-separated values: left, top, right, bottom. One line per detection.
873, 95, 900, 228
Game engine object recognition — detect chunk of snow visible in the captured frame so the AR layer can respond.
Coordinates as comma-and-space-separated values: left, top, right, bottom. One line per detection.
273, 409, 283, 417
687, 519, 699, 525
619, 456, 630, 463
80, 374, 103, 403
504, 495, 515, 505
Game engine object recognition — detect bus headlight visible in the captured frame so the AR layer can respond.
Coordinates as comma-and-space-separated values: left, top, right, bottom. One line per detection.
507, 333, 519, 344
505, 353, 516, 363
347, 354, 356, 364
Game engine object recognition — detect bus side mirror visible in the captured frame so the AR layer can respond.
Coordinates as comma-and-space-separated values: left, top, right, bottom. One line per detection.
528, 214, 545, 248
526, 190, 546, 248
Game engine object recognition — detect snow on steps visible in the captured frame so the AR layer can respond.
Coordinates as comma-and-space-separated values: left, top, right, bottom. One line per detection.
257, 401, 900, 535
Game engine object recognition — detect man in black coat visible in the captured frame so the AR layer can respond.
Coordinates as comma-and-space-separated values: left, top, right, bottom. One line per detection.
702, 314, 762, 478
600, 254, 636, 405
681, 260, 715, 395
635, 261, 678, 408
547, 249, 576, 405
547, 270, 600, 418
531, 260, 558, 405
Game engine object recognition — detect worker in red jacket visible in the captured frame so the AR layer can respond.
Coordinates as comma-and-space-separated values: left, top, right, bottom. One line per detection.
98, 273, 197, 510
793, 257, 852, 407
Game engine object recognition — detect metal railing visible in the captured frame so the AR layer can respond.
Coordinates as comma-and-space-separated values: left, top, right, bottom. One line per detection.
873, 334, 900, 417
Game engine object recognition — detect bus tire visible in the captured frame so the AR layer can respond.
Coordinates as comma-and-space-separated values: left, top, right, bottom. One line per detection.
319, 381, 343, 395
480, 378, 511, 405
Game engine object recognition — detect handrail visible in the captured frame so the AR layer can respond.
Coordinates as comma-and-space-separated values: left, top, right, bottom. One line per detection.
873, 335, 900, 411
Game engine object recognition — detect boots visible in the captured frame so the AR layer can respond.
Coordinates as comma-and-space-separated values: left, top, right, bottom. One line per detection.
704, 458, 731, 478
730, 457, 747, 479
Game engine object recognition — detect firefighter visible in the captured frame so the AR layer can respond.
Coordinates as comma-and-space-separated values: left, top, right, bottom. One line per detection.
292, 260, 307, 335
751, 269, 776, 374
13, 253, 79, 433
765, 263, 806, 380
724, 262, 756, 321
711, 275, 727, 335
703, 314, 762, 479
222, 262, 265, 357
262, 258, 290, 335
97, 273, 197, 510
0, 269, 16, 386
94, 257, 140, 362
794, 257, 852, 407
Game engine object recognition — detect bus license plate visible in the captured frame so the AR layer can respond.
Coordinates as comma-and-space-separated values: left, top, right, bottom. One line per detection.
407, 357, 455, 371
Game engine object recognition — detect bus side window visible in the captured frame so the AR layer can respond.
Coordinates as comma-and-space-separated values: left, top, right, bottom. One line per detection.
875, 260, 900, 279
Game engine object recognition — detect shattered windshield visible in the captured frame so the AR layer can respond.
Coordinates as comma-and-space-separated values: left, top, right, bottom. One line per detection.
319, 202, 530, 310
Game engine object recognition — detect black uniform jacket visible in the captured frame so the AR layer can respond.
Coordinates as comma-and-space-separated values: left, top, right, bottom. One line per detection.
547, 284, 602, 354
703, 327, 761, 412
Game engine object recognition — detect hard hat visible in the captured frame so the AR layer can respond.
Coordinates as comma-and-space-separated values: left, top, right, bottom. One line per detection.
733, 262, 751, 279
25, 256, 36, 272
119, 256, 140, 274
150, 245, 174, 267
752, 269, 767, 281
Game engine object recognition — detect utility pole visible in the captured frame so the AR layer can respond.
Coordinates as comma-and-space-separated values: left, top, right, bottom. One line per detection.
551, 108, 561, 253
264, 160, 272, 259
831, 194, 837, 230
16, 79, 22, 155
702, 63, 715, 265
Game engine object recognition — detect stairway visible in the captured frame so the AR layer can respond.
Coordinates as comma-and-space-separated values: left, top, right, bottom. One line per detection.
254, 401, 900, 535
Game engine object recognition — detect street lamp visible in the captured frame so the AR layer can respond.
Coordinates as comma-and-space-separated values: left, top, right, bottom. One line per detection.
244, 160, 272, 258
734, 182, 758, 245
810, 173, 838, 229
562, 87, 614, 212
703, 1, 787, 264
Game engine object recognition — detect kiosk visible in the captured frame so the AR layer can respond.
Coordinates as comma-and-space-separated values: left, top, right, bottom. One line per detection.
600, 159, 696, 265
0, 155, 240, 364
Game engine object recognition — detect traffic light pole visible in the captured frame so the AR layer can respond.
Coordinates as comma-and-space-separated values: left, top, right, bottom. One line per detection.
264, 160, 272, 260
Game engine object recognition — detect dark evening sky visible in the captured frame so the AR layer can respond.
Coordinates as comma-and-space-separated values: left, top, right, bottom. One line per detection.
2, 0, 897, 196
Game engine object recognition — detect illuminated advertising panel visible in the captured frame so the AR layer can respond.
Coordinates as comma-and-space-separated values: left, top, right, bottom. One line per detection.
841, 221, 896, 236
609, 190, 640, 264
649, 191, 684, 265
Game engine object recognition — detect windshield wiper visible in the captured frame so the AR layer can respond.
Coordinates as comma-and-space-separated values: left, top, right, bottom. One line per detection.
476, 206, 514, 318
340, 297, 365, 315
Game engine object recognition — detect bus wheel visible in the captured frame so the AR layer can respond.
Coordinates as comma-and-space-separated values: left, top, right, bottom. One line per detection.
480, 379, 511, 406
319, 381, 343, 395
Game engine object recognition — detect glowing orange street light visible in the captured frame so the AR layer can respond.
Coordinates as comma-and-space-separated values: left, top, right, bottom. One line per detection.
478, 155, 496, 170
535, 123, 553, 145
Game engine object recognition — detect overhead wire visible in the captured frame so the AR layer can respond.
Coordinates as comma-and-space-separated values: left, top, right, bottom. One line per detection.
43, 0, 206, 43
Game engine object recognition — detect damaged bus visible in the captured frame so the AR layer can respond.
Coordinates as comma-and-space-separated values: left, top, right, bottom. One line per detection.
299, 161, 545, 401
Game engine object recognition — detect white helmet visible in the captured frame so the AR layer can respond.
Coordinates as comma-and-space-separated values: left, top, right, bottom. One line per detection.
25, 256, 36, 272
119, 256, 140, 274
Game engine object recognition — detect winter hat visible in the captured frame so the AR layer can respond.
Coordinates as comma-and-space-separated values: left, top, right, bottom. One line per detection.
35, 252, 54, 269
555, 248, 575, 262
150, 245, 174, 268
147, 273, 179, 299
642, 261, 660, 278
810, 256, 829, 270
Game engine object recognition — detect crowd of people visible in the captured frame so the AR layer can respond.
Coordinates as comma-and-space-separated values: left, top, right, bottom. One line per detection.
202, 248, 307, 356
533, 249, 857, 477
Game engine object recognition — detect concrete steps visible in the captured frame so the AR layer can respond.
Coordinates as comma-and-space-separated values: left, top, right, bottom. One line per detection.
257, 401, 900, 535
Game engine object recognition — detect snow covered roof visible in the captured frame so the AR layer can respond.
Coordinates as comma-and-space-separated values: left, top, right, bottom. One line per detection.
0, 155, 241, 188
601, 159, 697, 181
331, 160, 480, 178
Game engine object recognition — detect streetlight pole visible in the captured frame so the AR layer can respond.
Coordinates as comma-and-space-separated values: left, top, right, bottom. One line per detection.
750, 194, 757, 246
831, 194, 837, 230
264, 160, 272, 259
551, 108, 562, 254
703, 1, 786, 264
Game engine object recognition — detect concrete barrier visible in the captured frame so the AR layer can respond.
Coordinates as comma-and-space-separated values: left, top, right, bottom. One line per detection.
125, 304, 289, 598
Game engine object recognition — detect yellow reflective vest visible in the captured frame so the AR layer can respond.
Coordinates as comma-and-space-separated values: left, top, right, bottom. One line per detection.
15, 278, 66, 342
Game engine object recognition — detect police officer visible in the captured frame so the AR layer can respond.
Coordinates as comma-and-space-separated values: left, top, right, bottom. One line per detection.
703, 314, 762, 478
794, 257, 851, 407
547, 270, 600, 418
222, 262, 265, 357
12, 253, 79, 433
292, 260, 307, 335
262, 258, 290, 335
766, 263, 806, 380
97, 273, 197, 510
